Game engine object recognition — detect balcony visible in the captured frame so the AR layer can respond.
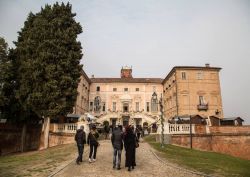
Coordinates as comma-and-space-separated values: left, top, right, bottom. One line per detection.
197, 104, 208, 111
121, 111, 130, 116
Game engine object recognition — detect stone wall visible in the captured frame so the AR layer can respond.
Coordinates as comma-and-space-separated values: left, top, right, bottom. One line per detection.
0, 123, 42, 155
0, 123, 78, 155
48, 132, 75, 147
171, 133, 250, 160
209, 126, 250, 134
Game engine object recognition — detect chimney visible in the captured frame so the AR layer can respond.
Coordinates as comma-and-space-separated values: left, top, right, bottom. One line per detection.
91, 74, 95, 78
205, 63, 210, 67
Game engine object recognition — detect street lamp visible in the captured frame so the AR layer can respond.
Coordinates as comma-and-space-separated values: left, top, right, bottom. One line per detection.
189, 115, 192, 149
159, 94, 164, 148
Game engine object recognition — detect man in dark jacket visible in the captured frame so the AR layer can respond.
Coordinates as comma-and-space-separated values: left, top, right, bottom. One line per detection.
111, 125, 123, 170
75, 125, 86, 164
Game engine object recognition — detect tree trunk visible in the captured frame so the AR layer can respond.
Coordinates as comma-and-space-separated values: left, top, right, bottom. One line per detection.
21, 123, 27, 152
44, 117, 50, 149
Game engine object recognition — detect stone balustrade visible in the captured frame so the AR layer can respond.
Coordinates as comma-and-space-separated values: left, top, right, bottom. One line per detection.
50, 122, 89, 134
157, 122, 195, 134
169, 124, 195, 134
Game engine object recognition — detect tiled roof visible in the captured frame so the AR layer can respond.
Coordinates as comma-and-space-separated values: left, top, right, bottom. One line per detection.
222, 117, 244, 121
90, 78, 163, 83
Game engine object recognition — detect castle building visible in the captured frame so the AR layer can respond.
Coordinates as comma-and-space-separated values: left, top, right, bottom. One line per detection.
162, 64, 223, 119
73, 64, 223, 127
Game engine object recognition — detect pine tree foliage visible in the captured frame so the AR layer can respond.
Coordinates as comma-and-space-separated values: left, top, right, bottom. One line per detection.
0, 37, 10, 110
15, 2, 83, 119
0, 38, 20, 120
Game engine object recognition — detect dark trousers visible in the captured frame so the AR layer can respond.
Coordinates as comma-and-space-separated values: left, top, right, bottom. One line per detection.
113, 148, 122, 167
137, 133, 141, 140
89, 144, 98, 159
77, 144, 84, 162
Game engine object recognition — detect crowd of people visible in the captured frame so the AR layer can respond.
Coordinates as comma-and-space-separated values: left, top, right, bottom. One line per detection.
74, 124, 141, 172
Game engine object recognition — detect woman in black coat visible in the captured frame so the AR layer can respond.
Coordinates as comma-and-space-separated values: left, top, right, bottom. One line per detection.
124, 126, 137, 171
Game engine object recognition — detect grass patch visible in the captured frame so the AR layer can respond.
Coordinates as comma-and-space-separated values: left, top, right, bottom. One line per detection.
0, 144, 76, 177
144, 135, 250, 177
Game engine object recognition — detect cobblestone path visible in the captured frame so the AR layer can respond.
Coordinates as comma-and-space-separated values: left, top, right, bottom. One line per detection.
54, 140, 202, 177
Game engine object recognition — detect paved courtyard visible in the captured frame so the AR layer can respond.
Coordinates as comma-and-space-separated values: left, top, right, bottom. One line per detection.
54, 140, 202, 177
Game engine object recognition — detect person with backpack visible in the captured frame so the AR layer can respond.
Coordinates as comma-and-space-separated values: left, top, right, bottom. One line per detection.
75, 125, 86, 165
87, 125, 99, 163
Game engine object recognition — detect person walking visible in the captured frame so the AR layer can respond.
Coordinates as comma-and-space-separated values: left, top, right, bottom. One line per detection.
124, 126, 137, 171
104, 124, 110, 139
75, 125, 86, 165
135, 126, 141, 140
87, 125, 99, 163
111, 125, 123, 170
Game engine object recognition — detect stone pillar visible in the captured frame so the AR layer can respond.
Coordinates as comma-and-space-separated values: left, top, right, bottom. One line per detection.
44, 117, 50, 149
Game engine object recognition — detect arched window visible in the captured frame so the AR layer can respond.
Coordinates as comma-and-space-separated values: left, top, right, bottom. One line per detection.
151, 92, 158, 112
94, 96, 101, 112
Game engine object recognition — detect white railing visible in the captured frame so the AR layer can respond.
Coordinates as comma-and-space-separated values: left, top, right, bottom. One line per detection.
157, 122, 195, 134
51, 123, 77, 133
50, 122, 90, 134
169, 124, 195, 134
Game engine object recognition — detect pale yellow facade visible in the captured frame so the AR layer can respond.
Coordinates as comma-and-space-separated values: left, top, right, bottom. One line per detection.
74, 65, 224, 125
162, 65, 223, 119
89, 82, 163, 126
73, 71, 90, 115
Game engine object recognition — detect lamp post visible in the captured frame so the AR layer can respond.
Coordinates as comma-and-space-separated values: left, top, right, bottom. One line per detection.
159, 94, 164, 148
190, 115, 192, 149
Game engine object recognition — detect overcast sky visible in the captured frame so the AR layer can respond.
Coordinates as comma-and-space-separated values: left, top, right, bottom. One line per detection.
0, 0, 250, 123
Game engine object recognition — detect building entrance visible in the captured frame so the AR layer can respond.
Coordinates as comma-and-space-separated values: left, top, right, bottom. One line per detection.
111, 118, 117, 127
123, 116, 129, 127
135, 118, 142, 126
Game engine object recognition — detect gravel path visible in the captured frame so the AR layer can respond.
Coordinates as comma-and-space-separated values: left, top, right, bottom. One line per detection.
54, 140, 202, 177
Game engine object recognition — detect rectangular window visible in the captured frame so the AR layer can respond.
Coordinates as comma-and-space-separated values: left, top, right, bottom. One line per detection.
112, 102, 116, 112
123, 103, 129, 112
90, 102, 93, 111
197, 71, 203, 80
181, 72, 186, 80
136, 102, 139, 112
124, 88, 128, 92
102, 103, 106, 112
136, 88, 139, 91
96, 86, 100, 91
199, 96, 205, 105
146, 102, 150, 112
113, 88, 117, 92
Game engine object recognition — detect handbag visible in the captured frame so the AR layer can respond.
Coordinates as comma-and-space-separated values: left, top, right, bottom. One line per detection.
135, 136, 139, 148
91, 132, 100, 147
135, 142, 139, 148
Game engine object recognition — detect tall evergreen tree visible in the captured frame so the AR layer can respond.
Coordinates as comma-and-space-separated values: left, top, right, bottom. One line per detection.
0, 37, 10, 119
14, 2, 83, 121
